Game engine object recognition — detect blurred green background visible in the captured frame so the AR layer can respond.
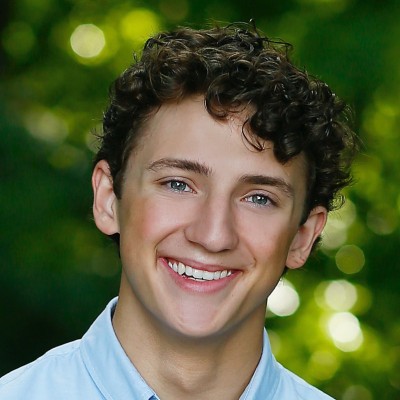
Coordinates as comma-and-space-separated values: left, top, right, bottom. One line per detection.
1, 0, 399, 399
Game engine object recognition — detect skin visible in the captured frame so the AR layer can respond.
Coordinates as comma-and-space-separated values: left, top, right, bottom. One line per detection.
92, 96, 327, 400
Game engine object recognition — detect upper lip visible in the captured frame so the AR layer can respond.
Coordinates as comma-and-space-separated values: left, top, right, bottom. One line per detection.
163, 257, 239, 273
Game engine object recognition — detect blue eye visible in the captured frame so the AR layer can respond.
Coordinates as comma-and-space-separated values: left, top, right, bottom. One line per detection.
252, 195, 269, 205
245, 194, 271, 206
167, 180, 190, 192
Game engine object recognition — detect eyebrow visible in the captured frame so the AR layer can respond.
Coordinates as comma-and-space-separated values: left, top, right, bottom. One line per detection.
239, 174, 294, 198
146, 158, 212, 176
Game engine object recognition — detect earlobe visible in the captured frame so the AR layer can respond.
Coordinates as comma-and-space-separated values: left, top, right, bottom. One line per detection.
92, 160, 119, 235
286, 206, 327, 269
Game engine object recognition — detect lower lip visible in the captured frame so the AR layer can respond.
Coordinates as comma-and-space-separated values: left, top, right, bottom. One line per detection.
160, 258, 238, 294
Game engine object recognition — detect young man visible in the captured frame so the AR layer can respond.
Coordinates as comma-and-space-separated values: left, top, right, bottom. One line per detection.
0, 23, 357, 399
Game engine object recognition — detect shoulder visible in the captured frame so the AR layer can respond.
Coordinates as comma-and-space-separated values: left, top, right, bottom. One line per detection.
0, 340, 81, 383
275, 362, 335, 399
0, 340, 102, 400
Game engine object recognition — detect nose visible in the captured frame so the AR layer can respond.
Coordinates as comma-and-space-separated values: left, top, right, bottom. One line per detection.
184, 195, 239, 253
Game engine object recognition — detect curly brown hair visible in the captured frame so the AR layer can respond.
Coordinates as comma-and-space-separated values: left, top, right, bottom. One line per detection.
95, 23, 358, 222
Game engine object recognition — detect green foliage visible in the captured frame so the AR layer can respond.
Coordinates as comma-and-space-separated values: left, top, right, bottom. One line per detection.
1, 0, 399, 398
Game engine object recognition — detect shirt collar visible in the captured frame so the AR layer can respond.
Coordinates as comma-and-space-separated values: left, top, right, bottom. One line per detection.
80, 297, 158, 400
239, 329, 280, 399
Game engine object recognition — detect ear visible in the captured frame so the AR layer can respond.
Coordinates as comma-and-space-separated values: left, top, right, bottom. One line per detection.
92, 160, 119, 235
286, 206, 327, 269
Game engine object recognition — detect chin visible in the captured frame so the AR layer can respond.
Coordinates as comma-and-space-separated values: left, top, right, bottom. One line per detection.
164, 314, 231, 341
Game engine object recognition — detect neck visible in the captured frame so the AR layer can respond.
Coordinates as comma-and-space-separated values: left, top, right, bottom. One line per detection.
112, 282, 265, 400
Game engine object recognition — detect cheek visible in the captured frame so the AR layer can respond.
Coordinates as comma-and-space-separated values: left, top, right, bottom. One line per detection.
240, 215, 297, 264
120, 196, 188, 243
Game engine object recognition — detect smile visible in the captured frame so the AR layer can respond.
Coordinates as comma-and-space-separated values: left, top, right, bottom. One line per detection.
167, 260, 232, 281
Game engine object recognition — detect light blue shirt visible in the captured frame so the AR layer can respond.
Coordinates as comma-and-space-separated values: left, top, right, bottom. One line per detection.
0, 298, 333, 399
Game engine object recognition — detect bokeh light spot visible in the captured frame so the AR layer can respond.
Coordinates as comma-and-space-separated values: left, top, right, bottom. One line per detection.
335, 245, 365, 274
322, 200, 356, 250
343, 385, 373, 400
24, 109, 68, 144
309, 350, 339, 380
351, 284, 373, 315
367, 206, 398, 235
267, 279, 300, 317
120, 9, 161, 44
48, 144, 86, 169
324, 280, 357, 311
363, 92, 399, 141
327, 312, 363, 352
2, 21, 36, 59
352, 155, 383, 204
70, 24, 106, 58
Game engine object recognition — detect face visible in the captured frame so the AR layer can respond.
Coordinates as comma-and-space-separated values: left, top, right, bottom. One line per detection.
93, 97, 326, 340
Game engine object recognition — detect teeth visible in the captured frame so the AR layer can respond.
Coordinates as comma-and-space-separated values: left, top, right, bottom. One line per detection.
167, 260, 232, 281
193, 269, 203, 279
178, 262, 185, 275
203, 271, 214, 281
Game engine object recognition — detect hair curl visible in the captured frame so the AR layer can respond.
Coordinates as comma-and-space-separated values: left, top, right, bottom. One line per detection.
95, 23, 358, 223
